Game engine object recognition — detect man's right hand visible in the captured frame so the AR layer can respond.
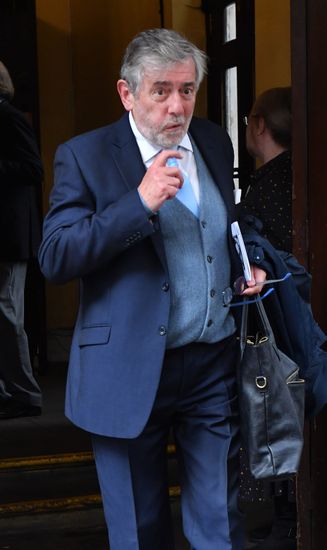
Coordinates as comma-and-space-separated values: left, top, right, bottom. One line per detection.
138, 150, 184, 212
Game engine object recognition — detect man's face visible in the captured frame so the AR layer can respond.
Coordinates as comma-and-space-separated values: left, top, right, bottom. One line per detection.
245, 112, 260, 159
118, 58, 197, 148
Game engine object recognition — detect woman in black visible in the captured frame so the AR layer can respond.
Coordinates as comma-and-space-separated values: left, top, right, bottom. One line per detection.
238, 87, 296, 550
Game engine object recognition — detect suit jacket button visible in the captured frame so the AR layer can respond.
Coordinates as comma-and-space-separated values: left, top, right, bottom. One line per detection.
159, 325, 167, 336
162, 282, 170, 292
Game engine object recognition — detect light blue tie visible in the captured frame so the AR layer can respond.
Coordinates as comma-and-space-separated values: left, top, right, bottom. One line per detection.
166, 154, 199, 218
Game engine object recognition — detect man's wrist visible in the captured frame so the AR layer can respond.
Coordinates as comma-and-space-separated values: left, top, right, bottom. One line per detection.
138, 190, 157, 217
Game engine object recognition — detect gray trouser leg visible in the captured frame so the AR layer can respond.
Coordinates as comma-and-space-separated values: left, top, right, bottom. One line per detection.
0, 262, 42, 406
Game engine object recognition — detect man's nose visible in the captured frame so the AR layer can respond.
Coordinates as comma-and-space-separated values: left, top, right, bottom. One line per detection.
167, 92, 184, 116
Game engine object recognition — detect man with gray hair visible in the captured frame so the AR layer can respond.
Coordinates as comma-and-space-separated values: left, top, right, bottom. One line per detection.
0, 61, 43, 419
39, 28, 265, 549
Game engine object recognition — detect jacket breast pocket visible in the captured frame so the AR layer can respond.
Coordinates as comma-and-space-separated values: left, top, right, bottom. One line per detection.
78, 325, 111, 347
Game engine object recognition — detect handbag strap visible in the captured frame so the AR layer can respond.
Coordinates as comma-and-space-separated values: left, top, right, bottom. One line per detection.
240, 299, 276, 356
256, 300, 275, 343
240, 301, 249, 354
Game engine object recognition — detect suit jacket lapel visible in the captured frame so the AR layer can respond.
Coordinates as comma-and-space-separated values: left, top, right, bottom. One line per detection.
109, 114, 146, 191
110, 114, 168, 270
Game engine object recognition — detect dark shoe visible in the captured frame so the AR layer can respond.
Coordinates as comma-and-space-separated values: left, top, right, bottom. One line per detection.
253, 520, 297, 550
249, 526, 272, 543
0, 401, 42, 420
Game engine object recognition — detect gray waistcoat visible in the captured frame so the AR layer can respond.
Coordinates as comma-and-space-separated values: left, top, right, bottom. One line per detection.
159, 143, 236, 348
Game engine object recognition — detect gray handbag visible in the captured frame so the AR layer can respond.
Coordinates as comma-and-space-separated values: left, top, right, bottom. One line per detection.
238, 299, 305, 480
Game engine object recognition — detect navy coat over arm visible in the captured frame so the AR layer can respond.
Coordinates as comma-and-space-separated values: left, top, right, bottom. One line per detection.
240, 218, 327, 418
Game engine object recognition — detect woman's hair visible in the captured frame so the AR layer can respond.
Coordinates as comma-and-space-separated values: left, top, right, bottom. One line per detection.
252, 87, 292, 149
0, 61, 14, 101
120, 28, 207, 94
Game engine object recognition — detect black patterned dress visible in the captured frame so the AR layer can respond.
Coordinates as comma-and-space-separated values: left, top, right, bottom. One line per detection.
238, 150, 292, 252
237, 149, 294, 503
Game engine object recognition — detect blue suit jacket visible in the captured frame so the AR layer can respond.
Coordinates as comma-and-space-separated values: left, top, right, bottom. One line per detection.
39, 113, 242, 437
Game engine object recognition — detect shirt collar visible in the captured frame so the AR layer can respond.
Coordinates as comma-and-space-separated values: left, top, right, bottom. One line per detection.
128, 112, 193, 164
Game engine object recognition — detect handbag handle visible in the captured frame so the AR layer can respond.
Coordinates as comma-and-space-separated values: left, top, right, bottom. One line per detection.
255, 300, 275, 342
240, 299, 276, 356
240, 301, 249, 354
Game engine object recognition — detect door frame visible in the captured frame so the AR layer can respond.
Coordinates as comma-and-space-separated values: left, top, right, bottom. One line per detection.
291, 1, 327, 548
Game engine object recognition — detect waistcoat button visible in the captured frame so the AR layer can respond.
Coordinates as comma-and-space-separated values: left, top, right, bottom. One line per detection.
159, 325, 167, 336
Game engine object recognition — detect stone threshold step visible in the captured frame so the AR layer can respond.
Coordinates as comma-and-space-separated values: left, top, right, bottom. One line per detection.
0, 486, 181, 517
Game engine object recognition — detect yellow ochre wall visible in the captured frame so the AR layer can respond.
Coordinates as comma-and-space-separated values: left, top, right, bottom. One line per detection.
255, 0, 291, 94
36, 0, 290, 331
36, 1, 77, 329
36, 0, 162, 329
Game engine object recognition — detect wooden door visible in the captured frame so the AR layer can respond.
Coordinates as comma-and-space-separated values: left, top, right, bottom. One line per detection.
291, 1, 327, 548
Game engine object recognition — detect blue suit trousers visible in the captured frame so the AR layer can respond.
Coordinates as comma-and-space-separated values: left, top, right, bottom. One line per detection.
92, 335, 243, 549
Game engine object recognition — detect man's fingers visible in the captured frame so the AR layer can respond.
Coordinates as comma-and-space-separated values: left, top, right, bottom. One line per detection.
138, 149, 185, 211
148, 150, 184, 186
153, 149, 183, 167
167, 176, 183, 191
242, 285, 263, 296
242, 266, 267, 295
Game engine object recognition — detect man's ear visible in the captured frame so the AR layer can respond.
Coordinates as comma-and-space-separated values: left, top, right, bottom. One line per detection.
256, 116, 266, 135
117, 80, 134, 111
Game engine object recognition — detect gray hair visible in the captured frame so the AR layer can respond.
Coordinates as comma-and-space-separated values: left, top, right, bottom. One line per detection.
120, 28, 207, 94
0, 61, 14, 100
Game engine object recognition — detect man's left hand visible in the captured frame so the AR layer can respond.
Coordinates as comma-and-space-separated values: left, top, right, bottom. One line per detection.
241, 266, 267, 296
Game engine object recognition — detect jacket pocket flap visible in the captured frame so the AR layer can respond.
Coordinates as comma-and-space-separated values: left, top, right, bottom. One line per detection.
78, 326, 111, 346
